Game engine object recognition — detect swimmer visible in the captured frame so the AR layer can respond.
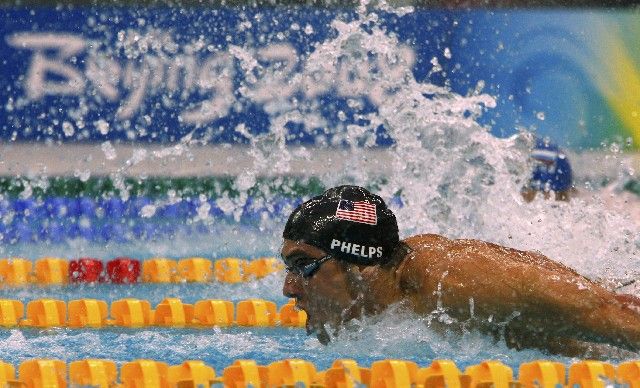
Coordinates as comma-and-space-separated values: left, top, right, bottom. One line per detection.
521, 137, 574, 202
282, 185, 640, 356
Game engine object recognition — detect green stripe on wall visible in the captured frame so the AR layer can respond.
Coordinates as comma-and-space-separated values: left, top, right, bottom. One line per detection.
0, 176, 328, 199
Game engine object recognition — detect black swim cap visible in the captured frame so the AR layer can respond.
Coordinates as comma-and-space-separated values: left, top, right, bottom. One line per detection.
283, 185, 399, 266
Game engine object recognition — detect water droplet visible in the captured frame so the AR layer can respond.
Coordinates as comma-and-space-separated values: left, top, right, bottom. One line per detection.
140, 204, 157, 218
101, 141, 117, 160
74, 169, 91, 182
62, 121, 75, 137
609, 143, 620, 153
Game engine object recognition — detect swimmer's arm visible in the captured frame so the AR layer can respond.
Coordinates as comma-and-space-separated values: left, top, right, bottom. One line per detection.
404, 242, 640, 351
507, 330, 638, 358
615, 293, 640, 310
458, 259, 640, 356
509, 264, 640, 351
470, 253, 640, 351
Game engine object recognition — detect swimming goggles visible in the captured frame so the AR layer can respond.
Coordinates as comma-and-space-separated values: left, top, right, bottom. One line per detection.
286, 254, 332, 278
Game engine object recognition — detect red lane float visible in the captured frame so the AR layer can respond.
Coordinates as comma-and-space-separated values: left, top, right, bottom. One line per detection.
105, 257, 140, 284
69, 258, 103, 283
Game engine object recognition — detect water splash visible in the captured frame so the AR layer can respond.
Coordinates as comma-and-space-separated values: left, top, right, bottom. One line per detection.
237, 1, 640, 282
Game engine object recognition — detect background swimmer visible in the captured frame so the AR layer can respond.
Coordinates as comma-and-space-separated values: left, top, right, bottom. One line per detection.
521, 137, 574, 202
282, 185, 640, 357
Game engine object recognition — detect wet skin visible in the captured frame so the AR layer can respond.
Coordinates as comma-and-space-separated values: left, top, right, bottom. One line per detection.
282, 235, 640, 355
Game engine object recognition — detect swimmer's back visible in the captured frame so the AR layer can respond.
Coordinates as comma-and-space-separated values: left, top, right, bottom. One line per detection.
399, 234, 537, 317
397, 233, 640, 350
398, 233, 602, 317
403, 234, 580, 276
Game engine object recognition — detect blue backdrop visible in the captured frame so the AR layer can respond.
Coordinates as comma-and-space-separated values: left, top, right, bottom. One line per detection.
2, 7, 637, 149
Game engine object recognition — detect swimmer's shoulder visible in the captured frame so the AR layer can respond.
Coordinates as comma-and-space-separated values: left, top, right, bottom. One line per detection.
402, 234, 509, 257
393, 234, 454, 303
395, 234, 452, 279
397, 233, 455, 273
401, 233, 452, 251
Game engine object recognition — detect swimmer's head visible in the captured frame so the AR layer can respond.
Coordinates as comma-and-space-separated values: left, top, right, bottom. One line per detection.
531, 137, 562, 164
283, 185, 399, 266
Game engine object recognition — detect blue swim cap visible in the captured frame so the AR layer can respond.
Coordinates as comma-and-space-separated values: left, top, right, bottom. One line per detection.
528, 138, 573, 192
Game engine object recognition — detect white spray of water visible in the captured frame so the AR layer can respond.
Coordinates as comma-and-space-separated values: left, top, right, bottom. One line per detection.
234, 1, 640, 282
218, 0, 640, 361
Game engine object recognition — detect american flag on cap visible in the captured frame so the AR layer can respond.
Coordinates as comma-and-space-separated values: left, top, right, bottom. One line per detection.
335, 199, 377, 225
